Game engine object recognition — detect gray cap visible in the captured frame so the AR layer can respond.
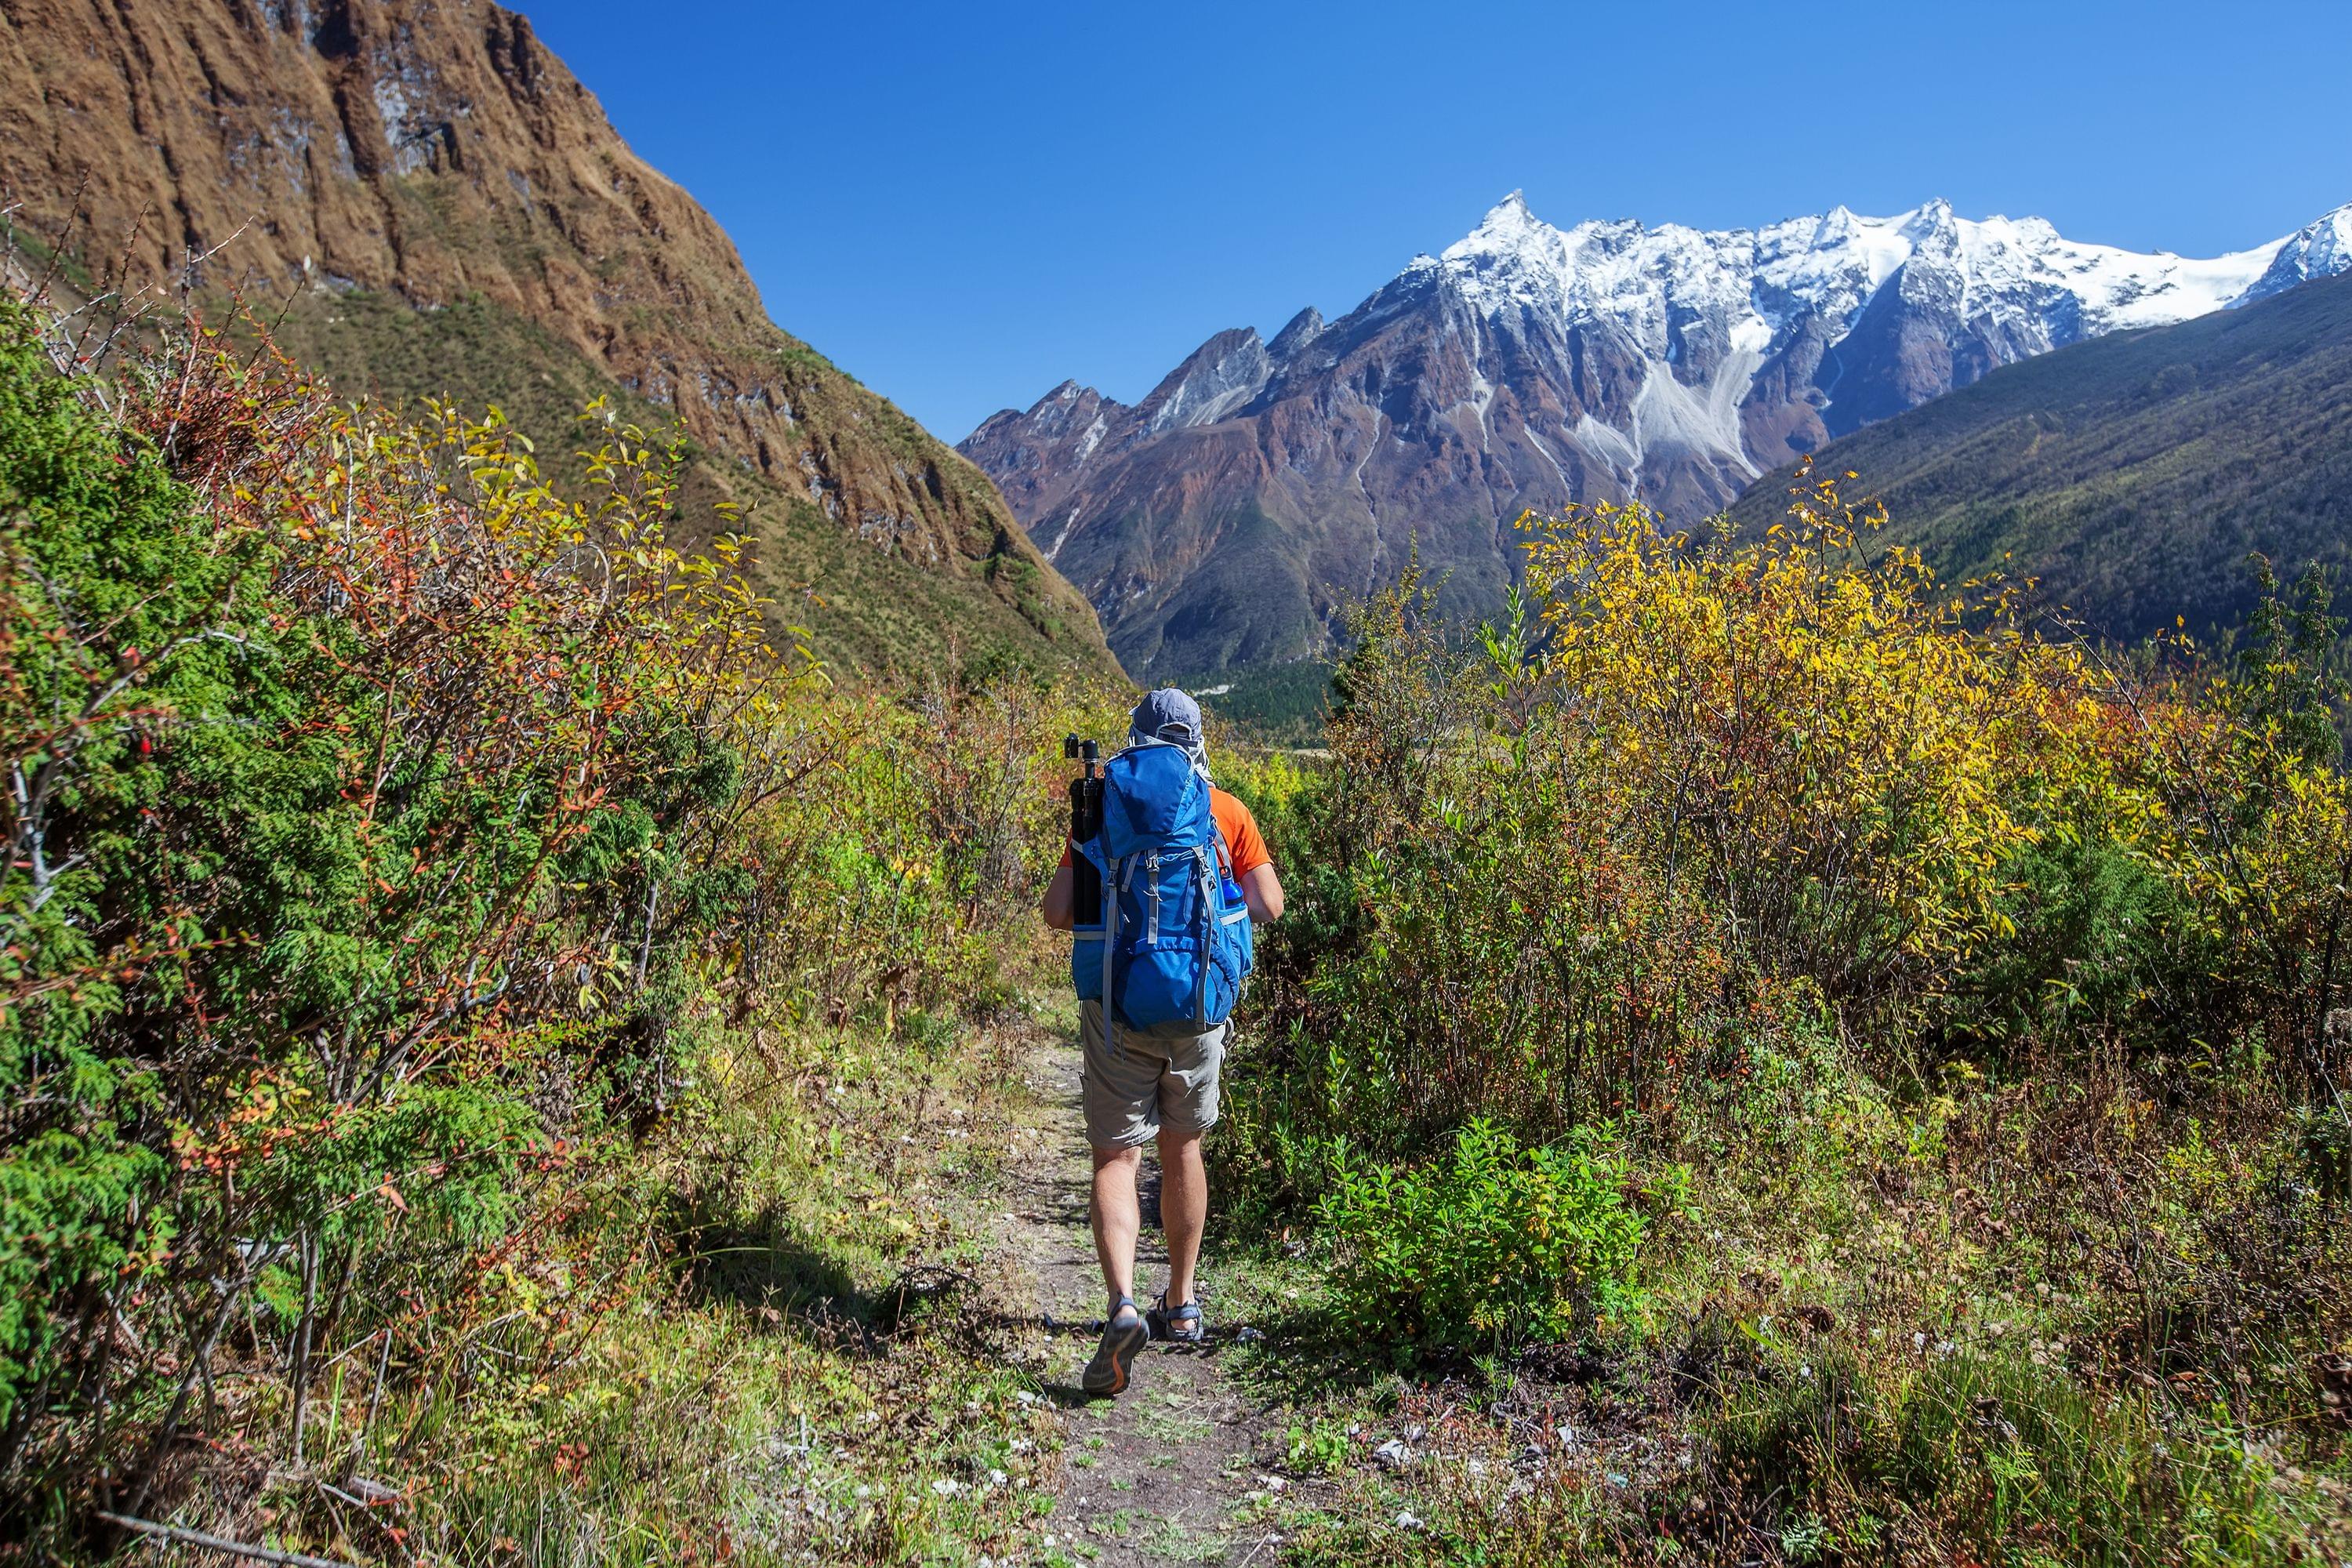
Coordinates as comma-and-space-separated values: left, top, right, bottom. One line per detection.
1129, 687, 1204, 748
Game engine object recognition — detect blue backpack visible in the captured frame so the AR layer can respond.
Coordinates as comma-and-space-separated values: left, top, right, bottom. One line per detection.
1071, 741, 1254, 1040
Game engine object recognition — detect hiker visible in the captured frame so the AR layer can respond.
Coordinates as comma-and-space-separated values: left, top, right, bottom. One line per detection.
1043, 688, 1284, 1396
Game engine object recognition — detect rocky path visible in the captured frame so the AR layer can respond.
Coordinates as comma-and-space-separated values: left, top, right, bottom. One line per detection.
988, 1016, 1282, 1567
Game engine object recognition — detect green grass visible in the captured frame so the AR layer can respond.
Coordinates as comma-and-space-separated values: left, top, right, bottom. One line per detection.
144, 1012, 1077, 1566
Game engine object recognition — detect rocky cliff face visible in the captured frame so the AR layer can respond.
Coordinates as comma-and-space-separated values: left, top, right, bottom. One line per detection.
0, 0, 1113, 676
964, 193, 2352, 679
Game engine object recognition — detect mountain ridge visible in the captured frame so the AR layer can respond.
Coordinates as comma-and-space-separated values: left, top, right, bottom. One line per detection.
963, 192, 2352, 678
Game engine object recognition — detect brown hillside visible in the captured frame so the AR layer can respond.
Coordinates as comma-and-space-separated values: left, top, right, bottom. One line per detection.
0, 0, 1115, 677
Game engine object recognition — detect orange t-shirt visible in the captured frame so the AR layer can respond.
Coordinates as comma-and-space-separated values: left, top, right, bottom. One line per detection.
1061, 786, 1272, 878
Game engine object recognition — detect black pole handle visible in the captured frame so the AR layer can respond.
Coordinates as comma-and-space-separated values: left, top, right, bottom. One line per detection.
1067, 746, 1103, 926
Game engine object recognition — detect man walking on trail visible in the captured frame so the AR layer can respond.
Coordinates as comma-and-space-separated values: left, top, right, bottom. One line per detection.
1043, 689, 1284, 1397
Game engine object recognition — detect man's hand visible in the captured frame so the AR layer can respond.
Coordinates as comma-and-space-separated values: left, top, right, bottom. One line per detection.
1042, 863, 1076, 931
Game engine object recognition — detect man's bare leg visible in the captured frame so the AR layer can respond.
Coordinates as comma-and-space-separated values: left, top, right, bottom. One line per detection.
1083, 1143, 1150, 1395
1157, 1129, 1206, 1306
1091, 1144, 1144, 1309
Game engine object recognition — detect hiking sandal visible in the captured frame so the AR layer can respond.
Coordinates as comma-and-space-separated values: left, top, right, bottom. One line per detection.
1147, 1290, 1205, 1345
1083, 1295, 1149, 1396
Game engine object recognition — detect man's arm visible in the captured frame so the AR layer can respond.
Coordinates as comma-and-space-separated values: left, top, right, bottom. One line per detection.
1242, 862, 1284, 923
1042, 862, 1076, 931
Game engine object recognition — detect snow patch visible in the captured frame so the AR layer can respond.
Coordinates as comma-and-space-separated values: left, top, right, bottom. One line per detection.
1522, 426, 1573, 495
2243, 202, 2352, 302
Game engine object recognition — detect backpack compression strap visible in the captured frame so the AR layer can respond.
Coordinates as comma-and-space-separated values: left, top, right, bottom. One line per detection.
1192, 845, 1217, 1029
1102, 855, 1120, 1056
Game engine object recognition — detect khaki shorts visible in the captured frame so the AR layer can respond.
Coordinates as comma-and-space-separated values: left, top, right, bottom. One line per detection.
1080, 1000, 1225, 1150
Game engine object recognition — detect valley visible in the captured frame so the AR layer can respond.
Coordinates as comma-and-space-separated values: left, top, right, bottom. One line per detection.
1725, 267, 2352, 649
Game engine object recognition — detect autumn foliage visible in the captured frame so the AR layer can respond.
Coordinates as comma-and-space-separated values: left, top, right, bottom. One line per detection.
0, 302, 1113, 1544
1229, 468, 2352, 1164
1214, 468, 2352, 1560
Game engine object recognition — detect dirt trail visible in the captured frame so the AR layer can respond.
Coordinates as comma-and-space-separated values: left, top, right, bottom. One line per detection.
988, 1016, 1281, 1567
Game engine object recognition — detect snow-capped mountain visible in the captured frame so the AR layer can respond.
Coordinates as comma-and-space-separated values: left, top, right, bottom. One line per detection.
960, 194, 2352, 678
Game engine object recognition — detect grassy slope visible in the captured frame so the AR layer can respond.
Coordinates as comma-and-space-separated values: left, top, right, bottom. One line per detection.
260, 287, 1111, 682
1727, 270, 2352, 644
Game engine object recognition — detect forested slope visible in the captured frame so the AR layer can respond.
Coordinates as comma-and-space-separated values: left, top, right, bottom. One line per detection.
1728, 269, 2352, 644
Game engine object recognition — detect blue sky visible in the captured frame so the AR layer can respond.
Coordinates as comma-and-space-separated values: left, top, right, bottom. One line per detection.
530, 0, 2352, 443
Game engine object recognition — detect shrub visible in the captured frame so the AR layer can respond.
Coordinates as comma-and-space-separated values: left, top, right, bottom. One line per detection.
1225, 468, 2352, 1192
1699, 1344, 2336, 1566
1209, 464, 2352, 1568
1316, 1118, 1646, 1349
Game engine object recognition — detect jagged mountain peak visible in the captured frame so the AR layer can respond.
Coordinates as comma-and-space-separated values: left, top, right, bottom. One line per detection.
1268, 306, 1327, 359
1471, 188, 1537, 232
1131, 327, 1272, 439
2251, 202, 2352, 299
1427, 191, 2297, 344
1908, 194, 1957, 227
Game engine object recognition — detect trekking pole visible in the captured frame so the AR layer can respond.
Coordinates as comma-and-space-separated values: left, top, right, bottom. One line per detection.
1064, 736, 1103, 925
